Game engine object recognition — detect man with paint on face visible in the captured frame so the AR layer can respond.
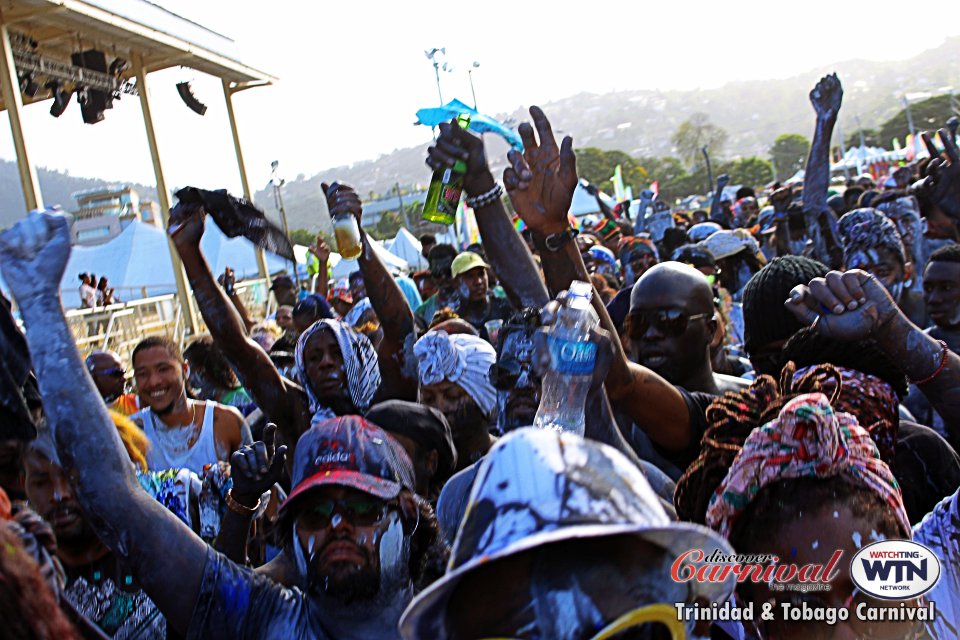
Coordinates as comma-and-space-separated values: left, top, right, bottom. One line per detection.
488, 307, 543, 434
23, 417, 199, 640
131, 336, 250, 474
447, 251, 513, 342
85, 349, 139, 416
414, 330, 497, 471
838, 207, 927, 327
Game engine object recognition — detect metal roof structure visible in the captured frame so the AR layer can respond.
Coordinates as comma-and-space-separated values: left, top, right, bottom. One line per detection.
0, 0, 276, 333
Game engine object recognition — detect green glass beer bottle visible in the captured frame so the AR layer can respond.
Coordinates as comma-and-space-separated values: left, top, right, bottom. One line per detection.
422, 115, 471, 225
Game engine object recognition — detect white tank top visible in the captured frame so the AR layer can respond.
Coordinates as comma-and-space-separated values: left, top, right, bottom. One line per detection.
141, 401, 219, 474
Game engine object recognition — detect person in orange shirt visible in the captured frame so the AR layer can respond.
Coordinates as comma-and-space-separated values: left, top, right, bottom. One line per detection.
85, 350, 138, 416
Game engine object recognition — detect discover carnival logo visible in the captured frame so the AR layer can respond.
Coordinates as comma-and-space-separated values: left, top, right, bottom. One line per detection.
850, 540, 941, 600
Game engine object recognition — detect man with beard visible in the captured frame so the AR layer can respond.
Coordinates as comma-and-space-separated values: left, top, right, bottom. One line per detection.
413, 331, 497, 472
1, 210, 446, 640
23, 427, 169, 639
132, 336, 249, 474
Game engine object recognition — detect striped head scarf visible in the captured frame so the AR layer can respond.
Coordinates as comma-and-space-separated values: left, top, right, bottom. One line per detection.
294, 319, 381, 424
414, 330, 497, 417
706, 393, 910, 538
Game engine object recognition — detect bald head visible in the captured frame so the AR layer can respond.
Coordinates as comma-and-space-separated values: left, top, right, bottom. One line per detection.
86, 350, 126, 402
629, 262, 714, 315
626, 262, 717, 387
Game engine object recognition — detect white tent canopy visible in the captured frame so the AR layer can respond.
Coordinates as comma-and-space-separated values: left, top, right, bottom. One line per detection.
386, 228, 428, 270
570, 183, 616, 217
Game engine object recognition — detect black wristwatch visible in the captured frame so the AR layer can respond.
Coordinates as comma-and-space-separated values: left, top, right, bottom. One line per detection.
537, 228, 580, 252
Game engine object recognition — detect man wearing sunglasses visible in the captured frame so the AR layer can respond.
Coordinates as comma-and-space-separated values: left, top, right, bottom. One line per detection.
85, 349, 139, 416
625, 262, 741, 397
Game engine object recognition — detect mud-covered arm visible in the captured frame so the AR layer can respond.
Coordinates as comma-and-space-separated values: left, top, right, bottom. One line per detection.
426, 120, 549, 309
786, 268, 960, 451
803, 74, 845, 269
323, 183, 418, 401
505, 106, 694, 452
169, 205, 310, 450
0, 211, 207, 635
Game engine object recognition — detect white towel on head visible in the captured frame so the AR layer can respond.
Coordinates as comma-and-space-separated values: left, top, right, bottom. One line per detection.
414, 331, 497, 416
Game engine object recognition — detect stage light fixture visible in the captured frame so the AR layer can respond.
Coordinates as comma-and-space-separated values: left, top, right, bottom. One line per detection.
71, 50, 113, 124
176, 81, 207, 115
46, 80, 72, 117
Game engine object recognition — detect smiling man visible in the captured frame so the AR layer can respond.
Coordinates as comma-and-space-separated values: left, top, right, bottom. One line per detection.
131, 336, 250, 474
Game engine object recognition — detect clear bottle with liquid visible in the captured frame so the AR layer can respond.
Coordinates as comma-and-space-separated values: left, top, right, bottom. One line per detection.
333, 213, 363, 260
533, 281, 600, 436
422, 115, 471, 225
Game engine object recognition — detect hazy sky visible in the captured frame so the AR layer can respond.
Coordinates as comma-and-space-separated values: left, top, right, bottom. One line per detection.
0, 0, 957, 206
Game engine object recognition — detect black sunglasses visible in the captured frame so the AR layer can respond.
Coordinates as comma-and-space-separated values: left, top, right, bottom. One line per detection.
626, 310, 712, 339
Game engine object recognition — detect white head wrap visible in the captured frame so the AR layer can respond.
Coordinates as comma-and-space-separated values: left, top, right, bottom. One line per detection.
414, 331, 497, 416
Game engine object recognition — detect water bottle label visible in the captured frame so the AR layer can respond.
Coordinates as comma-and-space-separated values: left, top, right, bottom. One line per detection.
547, 336, 597, 375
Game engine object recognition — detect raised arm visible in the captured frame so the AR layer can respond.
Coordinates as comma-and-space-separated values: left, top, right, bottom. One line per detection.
708, 174, 730, 227
169, 204, 310, 445
769, 187, 794, 257
504, 106, 693, 452
322, 182, 418, 401
786, 268, 960, 452
426, 120, 549, 309
916, 129, 960, 220
0, 211, 206, 634
218, 266, 256, 333
307, 235, 331, 297
803, 74, 844, 269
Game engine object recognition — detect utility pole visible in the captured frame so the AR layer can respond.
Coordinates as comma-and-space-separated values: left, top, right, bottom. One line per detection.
468, 61, 480, 110
270, 160, 299, 288
396, 182, 409, 229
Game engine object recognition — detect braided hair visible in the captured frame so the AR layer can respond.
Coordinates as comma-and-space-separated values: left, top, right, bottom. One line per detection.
674, 363, 848, 524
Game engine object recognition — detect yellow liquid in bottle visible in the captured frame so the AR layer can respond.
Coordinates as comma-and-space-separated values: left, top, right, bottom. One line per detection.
334, 217, 363, 260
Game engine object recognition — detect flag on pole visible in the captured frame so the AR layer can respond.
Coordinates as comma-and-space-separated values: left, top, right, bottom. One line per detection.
611, 165, 626, 202
650, 181, 659, 197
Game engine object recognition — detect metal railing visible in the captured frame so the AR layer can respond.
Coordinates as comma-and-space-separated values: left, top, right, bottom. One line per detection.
65, 277, 273, 365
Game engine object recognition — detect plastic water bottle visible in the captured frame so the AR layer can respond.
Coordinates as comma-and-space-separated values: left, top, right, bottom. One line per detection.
534, 281, 600, 435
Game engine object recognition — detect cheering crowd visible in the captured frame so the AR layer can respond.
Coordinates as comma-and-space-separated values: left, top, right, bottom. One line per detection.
1, 73, 960, 639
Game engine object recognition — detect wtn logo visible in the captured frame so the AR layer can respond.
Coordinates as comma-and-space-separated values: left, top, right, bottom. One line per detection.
861, 559, 927, 583
850, 540, 941, 600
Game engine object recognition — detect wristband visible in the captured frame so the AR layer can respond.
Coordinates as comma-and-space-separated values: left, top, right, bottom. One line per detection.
465, 183, 503, 209
911, 340, 949, 386
225, 489, 261, 516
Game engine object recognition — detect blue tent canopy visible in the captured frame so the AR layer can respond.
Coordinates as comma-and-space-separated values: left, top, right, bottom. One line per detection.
34, 218, 297, 308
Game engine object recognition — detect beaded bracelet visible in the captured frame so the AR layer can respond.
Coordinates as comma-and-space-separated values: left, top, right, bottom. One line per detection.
465, 183, 503, 209
912, 340, 949, 386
